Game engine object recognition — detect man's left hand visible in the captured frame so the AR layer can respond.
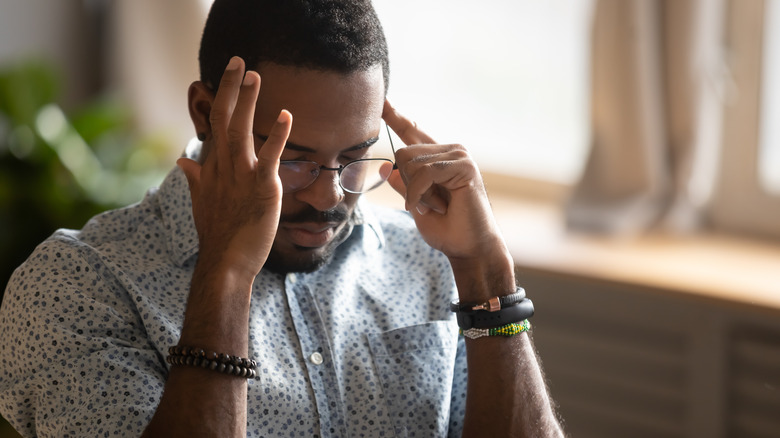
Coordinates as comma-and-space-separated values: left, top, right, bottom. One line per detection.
382, 100, 510, 269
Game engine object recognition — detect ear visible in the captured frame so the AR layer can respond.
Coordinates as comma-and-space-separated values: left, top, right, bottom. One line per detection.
188, 81, 215, 141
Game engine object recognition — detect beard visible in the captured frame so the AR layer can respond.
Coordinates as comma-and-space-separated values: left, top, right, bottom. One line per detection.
262, 205, 355, 275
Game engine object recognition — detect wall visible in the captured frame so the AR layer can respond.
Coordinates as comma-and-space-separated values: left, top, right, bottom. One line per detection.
525, 267, 780, 438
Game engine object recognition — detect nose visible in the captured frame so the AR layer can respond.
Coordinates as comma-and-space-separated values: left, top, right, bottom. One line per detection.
293, 167, 345, 211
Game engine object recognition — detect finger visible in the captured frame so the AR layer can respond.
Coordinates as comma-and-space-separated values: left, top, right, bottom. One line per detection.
404, 162, 464, 215
210, 56, 245, 173
401, 149, 474, 215
227, 70, 261, 173
257, 109, 293, 174
393, 144, 465, 187
417, 188, 449, 216
408, 179, 449, 215
382, 99, 436, 146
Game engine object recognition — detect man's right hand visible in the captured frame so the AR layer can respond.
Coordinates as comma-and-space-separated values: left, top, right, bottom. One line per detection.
177, 56, 292, 281
145, 56, 293, 438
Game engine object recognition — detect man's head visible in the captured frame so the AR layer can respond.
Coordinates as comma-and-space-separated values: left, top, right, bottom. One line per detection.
188, 0, 391, 274
199, 0, 389, 93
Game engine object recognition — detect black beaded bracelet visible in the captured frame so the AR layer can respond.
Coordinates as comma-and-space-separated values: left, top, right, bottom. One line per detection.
166, 346, 257, 379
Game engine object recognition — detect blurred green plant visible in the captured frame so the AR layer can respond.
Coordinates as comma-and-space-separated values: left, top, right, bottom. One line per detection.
0, 59, 171, 302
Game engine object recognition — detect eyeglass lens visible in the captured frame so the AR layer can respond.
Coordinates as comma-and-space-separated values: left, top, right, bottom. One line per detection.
278, 159, 395, 194
277, 120, 399, 194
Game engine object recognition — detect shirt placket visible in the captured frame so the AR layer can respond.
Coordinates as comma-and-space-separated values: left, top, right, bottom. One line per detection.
284, 272, 347, 438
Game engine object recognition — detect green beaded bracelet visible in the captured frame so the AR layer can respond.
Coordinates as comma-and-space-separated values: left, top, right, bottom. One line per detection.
459, 319, 531, 339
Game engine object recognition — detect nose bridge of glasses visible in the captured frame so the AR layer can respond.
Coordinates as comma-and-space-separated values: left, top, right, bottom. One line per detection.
312, 163, 344, 193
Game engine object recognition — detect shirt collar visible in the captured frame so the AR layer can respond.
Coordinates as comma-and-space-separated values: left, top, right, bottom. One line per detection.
353, 198, 386, 252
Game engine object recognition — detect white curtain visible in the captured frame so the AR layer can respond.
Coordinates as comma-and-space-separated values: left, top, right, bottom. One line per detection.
566, 0, 729, 236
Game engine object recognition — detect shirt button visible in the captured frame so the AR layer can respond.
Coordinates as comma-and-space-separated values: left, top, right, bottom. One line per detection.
309, 352, 324, 365
288, 273, 297, 284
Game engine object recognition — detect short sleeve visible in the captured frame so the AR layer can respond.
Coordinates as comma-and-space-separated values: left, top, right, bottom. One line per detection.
0, 240, 166, 437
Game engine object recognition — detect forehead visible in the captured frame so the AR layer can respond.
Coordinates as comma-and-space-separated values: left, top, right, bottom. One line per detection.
252, 64, 385, 150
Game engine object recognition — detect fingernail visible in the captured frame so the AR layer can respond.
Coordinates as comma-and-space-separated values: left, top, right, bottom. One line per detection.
277, 109, 288, 123
243, 71, 257, 86
416, 206, 430, 215
227, 56, 241, 71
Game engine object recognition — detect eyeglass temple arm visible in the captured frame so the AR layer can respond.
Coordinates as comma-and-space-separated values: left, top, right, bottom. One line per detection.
386, 123, 399, 170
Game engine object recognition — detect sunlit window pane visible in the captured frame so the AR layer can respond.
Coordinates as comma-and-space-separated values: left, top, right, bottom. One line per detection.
760, 0, 780, 195
373, 0, 593, 183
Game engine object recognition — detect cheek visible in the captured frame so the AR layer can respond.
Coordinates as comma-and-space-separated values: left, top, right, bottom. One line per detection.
343, 193, 361, 209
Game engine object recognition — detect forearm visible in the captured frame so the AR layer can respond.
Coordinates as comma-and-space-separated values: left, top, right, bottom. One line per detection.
382, 100, 562, 435
142, 260, 254, 437
453, 251, 564, 437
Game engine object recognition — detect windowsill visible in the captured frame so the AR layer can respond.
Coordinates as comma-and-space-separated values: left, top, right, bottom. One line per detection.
489, 194, 780, 312
366, 180, 780, 312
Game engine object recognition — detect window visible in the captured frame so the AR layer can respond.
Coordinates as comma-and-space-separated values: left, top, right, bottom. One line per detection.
759, 0, 780, 195
372, 0, 593, 184
709, 0, 780, 238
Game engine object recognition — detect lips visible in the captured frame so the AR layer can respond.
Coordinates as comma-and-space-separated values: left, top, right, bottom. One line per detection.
282, 222, 340, 248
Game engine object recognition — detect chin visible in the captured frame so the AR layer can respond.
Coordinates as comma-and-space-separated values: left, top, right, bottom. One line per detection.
262, 247, 333, 275
263, 211, 355, 275
262, 231, 347, 274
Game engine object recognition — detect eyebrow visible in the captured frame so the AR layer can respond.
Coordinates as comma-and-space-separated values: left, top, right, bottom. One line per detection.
254, 134, 380, 153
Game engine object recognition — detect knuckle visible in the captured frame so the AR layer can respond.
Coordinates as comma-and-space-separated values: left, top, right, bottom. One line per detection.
226, 126, 247, 145
452, 149, 470, 160
453, 143, 468, 153
393, 147, 412, 163
431, 160, 453, 171
264, 131, 282, 145
445, 146, 473, 164
449, 144, 470, 157
209, 108, 228, 125
409, 152, 433, 164
219, 75, 237, 89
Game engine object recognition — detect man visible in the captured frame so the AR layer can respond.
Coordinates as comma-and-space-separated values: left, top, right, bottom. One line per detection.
0, 0, 563, 436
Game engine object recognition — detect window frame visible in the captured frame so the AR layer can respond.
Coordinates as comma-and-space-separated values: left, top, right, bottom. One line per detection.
708, 0, 780, 239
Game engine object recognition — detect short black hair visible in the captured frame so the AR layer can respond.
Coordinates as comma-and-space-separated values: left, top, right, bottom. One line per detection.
199, 0, 389, 93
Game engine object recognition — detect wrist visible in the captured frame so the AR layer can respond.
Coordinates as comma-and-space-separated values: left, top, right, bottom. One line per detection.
449, 247, 516, 302
180, 259, 255, 352
195, 248, 262, 287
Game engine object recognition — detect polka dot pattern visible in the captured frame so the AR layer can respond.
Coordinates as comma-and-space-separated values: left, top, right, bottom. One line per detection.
0, 166, 467, 437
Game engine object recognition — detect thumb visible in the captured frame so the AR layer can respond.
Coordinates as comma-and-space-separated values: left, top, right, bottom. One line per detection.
176, 157, 202, 192
387, 168, 407, 197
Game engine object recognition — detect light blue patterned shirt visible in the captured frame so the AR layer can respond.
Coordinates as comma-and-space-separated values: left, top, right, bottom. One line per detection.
0, 165, 467, 437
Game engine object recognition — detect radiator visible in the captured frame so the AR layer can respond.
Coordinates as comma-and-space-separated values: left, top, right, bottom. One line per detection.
520, 268, 780, 438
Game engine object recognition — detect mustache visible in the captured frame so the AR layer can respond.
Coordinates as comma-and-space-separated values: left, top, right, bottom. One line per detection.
280, 205, 350, 224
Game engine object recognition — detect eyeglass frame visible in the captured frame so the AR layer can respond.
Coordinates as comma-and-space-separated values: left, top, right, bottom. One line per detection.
277, 123, 399, 194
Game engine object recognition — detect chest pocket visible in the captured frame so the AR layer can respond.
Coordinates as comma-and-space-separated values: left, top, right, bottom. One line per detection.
366, 320, 459, 438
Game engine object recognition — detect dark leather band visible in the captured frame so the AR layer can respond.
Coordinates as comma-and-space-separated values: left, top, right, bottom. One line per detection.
455, 298, 534, 330
449, 287, 526, 312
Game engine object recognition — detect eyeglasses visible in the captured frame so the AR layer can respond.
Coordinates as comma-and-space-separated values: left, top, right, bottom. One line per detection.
278, 124, 398, 194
